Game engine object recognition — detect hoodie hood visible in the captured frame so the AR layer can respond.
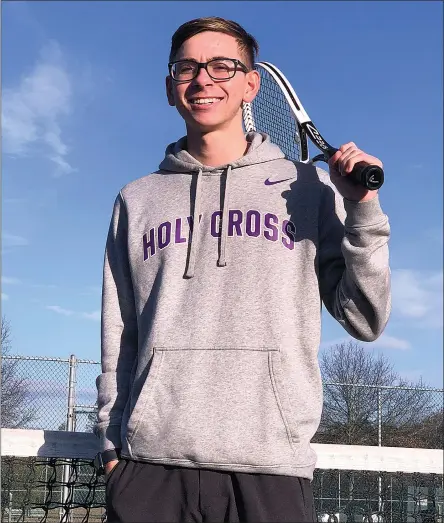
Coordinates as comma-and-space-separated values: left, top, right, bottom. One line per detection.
158, 132, 286, 278
159, 131, 285, 175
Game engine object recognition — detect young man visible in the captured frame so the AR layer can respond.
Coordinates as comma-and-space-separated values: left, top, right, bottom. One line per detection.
94, 16, 391, 523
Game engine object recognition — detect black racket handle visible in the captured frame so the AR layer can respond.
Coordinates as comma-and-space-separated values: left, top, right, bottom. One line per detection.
326, 149, 384, 191
348, 162, 384, 191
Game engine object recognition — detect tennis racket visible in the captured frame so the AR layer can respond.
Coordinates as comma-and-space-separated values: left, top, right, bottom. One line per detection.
242, 61, 384, 191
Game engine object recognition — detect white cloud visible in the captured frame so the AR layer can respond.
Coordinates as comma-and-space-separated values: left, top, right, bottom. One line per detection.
46, 305, 74, 316
82, 310, 101, 322
320, 337, 350, 350
391, 269, 443, 328
45, 304, 100, 321
320, 334, 410, 351
2, 233, 29, 247
2, 40, 75, 176
1, 293, 9, 301
1, 276, 22, 285
366, 334, 410, 350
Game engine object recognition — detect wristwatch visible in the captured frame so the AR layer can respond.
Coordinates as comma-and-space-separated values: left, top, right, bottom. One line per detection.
93, 448, 121, 476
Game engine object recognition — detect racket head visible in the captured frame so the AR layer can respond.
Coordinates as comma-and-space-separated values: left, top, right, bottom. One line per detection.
242, 63, 309, 163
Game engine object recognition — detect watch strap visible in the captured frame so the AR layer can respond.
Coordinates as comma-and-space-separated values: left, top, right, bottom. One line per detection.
102, 448, 120, 465
93, 448, 121, 475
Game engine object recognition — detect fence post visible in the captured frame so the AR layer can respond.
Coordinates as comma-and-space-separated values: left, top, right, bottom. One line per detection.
66, 354, 77, 432
378, 387, 382, 513
61, 354, 77, 523
378, 387, 382, 446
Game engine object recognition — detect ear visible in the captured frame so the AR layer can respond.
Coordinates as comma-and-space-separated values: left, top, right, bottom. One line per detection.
242, 70, 260, 104
165, 76, 175, 106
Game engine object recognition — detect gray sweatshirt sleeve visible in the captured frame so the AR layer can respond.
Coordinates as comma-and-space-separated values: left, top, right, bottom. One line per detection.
95, 192, 138, 451
318, 180, 391, 341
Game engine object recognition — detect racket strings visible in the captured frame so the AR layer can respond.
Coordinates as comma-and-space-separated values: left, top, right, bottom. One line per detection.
249, 68, 302, 162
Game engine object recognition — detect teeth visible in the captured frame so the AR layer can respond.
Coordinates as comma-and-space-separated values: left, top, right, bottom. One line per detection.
190, 98, 220, 105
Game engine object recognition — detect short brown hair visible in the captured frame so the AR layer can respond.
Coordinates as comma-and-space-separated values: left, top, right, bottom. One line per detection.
169, 16, 259, 69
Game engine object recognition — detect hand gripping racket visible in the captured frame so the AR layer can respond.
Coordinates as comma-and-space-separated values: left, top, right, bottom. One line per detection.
242, 61, 384, 190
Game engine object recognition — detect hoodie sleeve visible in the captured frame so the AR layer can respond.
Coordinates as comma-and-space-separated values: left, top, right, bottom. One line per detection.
317, 177, 391, 341
94, 192, 138, 451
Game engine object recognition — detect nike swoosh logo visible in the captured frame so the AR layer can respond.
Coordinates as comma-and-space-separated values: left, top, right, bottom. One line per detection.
264, 177, 293, 186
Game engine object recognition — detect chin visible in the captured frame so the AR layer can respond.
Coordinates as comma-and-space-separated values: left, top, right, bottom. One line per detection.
186, 115, 228, 133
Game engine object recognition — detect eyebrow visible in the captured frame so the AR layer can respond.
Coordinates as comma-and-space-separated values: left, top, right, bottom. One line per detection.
175, 56, 234, 62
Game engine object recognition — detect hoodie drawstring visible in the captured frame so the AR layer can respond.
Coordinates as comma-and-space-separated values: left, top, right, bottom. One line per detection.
185, 169, 203, 278
185, 165, 232, 278
218, 165, 232, 268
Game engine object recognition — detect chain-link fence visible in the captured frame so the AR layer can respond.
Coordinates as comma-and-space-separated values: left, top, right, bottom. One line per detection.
313, 382, 443, 448
0, 355, 100, 433
1, 355, 442, 448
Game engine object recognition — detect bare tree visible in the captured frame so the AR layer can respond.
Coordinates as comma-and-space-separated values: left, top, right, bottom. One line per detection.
1, 316, 37, 428
315, 341, 441, 448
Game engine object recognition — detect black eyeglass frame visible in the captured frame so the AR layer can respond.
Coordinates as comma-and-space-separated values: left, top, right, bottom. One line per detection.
168, 58, 250, 82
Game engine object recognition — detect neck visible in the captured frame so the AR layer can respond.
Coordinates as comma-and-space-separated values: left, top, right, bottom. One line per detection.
186, 118, 249, 167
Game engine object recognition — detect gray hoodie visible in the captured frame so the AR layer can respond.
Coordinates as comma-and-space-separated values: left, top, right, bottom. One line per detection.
95, 131, 391, 480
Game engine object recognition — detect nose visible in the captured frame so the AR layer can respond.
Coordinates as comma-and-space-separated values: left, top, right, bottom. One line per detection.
192, 65, 214, 86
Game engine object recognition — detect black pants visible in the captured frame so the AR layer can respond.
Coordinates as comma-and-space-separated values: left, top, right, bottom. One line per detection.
105, 459, 317, 523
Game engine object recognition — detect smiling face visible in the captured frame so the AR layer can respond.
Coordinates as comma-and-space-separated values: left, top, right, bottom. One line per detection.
166, 31, 260, 134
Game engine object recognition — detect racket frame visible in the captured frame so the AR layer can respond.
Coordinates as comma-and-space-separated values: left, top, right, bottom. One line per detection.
243, 61, 384, 190
254, 61, 336, 162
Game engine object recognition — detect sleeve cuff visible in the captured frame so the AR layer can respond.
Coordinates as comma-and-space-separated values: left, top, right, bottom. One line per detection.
344, 195, 387, 227
95, 423, 122, 452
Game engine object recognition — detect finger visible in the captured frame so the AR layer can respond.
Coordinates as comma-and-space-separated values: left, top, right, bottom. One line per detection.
342, 149, 366, 175
339, 142, 356, 154
330, 142, 358, 170
340, 150, 365, 175
328, 149, 343, 167
335, 149, 362, 176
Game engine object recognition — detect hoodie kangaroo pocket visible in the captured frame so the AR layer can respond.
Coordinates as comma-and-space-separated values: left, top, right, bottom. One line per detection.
126, 347, 298, 467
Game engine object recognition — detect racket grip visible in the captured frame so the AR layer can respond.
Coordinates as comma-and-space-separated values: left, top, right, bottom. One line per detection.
349, 162, 384, 190
325, 149, 384, 190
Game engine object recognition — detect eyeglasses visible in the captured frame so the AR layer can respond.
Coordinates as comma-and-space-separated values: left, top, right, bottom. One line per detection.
168, 58, 249, 82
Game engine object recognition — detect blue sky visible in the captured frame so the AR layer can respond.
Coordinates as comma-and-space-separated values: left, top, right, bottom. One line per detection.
2, 1, 443, 388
